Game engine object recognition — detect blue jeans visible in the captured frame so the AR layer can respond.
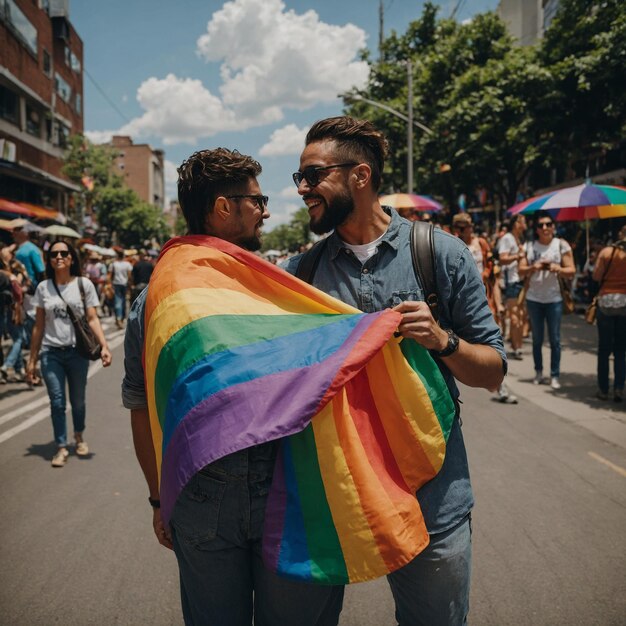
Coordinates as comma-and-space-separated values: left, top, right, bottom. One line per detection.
387, 514, 472, 626
170, 443, 344, 626
596, 309, 626, 393
3, 318, 25, 370
40, 347, 90, 447
526, 299, 563, 377
113, 284, 128, 321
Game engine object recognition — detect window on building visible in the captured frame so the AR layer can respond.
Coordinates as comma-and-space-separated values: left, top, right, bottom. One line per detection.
74, 93, 81, 115
0, 84, 19, 125
42, 49, 52, 77
64, 45, 71, 66
26, 103, 42, 138
2, 0, 38, 56
70, 51, 81, 73
57, 123, 70, 148
54, 72, 71, 102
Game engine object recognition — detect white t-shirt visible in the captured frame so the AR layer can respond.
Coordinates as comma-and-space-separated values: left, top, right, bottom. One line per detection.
525, 238, 572, 304
110, 260, 133, 286
497, 232, 523, 284
341, 231, 386, 263
33, 277, 99, 348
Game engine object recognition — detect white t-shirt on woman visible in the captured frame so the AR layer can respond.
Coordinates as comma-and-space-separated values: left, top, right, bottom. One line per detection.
525, 238, 571, 304
33, 277, 99, 348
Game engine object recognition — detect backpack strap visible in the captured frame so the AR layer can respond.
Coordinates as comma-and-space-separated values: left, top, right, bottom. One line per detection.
295, 238, 329, 283
410, 221, 439, 323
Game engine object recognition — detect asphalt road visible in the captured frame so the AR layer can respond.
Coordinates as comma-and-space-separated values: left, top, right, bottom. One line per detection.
1, 315, 624, 625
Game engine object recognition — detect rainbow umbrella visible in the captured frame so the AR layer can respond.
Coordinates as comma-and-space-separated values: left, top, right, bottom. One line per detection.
380, 193, 443, 212
507, 182, 626, 258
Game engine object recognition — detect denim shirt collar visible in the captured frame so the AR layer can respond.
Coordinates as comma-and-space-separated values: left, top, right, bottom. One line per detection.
325, 206, 402, 260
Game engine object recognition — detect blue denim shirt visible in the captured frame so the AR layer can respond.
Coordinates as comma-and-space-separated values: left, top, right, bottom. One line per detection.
283, 208, 506, 534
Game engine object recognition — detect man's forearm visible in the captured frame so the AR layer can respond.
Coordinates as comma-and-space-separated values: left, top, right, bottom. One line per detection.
442, 342, 505, 392
130, 408, 159, 498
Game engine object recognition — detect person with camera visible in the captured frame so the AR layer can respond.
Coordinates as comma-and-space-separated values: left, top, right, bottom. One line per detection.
26, 241, 112, 467
518, 211, 575, 390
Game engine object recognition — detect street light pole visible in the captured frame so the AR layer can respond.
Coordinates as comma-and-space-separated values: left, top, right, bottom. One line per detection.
407, 60, 413, 193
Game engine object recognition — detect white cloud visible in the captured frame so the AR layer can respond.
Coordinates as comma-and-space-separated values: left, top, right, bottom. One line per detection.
86, 0, 369, 149
267, 201, 301, 227
85, 129, 114, 144
197, 0, 369, 119
164, 159, 179, 206
277, 185, 300, 199
259, 124, 308, 156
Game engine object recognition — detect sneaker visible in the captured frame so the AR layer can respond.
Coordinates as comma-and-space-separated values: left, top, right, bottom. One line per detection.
596, 391, 609, 401
512, 349, 523, 361
614, 390, 623, 403
550, 377, 561, 390
0, 368, 7, 385
497, 383, 518, 403
533, 372, 544, 385
51, 448, 69, 467
75, 440, 89, 456
9, 368, 25, 382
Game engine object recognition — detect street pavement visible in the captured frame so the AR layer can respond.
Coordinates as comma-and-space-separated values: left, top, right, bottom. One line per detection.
1, 312, 624, 625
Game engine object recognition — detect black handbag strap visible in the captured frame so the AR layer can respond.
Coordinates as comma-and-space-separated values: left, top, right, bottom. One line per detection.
51, 278, 85, 322
295, 237, 329, 283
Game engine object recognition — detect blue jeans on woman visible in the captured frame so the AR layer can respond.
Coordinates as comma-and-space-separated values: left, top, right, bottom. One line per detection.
526, 299, 563, 377
170, 443, 344, 626
113, 284, 127, 321
3, 318, 25, 371
596, 309, 626, 394
40, 347, 89, 447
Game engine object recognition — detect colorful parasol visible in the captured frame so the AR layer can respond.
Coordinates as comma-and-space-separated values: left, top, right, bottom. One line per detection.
507, 183, 626, 221
45, 224, 82, 238
379, 193, 443, 212
507, 182, 626, 258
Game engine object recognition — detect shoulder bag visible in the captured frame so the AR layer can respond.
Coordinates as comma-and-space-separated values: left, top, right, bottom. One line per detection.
52, 278, 102, 360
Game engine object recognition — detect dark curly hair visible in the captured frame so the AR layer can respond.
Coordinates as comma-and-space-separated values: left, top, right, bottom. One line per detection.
177, 148, 262, 234
305, 116, 389, 191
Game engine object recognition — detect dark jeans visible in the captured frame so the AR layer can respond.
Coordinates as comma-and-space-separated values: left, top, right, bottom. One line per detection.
40, 346, 89, 447
526, 299, 563, 377
170, 444, 344, 626
113, 284, 128, 321
596, 309, 626, 393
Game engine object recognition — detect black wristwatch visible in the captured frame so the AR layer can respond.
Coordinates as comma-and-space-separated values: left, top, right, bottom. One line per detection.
433, 329, 460, 358
148, 497, 161, 509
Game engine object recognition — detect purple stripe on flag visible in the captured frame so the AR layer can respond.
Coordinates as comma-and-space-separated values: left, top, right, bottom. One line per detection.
262, 443, 288, 572
159, 313, 386, 524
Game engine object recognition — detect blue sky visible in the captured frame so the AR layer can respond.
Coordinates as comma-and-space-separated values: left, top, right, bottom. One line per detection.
71, 0, 499, 226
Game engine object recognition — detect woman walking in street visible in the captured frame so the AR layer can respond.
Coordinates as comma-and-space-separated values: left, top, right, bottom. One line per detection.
592, 225, 626, 402
26, 241, 112, 467
519, 211, 575, 390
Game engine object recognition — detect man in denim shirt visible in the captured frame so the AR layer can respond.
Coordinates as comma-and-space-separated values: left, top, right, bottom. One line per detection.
122, 148, 343, 625
284, 117, 506, 626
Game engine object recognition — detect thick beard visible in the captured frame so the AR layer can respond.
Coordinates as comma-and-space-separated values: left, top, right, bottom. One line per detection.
310, 189, 354, 235
239, 234, 262, 252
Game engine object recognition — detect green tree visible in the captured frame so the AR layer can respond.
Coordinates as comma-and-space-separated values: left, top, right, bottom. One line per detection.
539, 0, 626, 172
262, 207, 312, 252
117, 202, 170, 247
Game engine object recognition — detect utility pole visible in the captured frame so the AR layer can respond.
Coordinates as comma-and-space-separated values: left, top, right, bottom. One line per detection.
407, 59, 413, 193
379, 0, 384, 61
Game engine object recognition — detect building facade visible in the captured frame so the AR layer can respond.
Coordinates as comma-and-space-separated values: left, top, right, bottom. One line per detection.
109, 135, 165, 210
0, 0, 82, 215
497, 0, 561, 46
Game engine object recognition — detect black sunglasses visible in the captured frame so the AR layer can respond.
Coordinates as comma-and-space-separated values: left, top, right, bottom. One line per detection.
225, 194, 269, 209
292, 162, 357, 188
537, 222, 554, 229
49, 250, 70, 258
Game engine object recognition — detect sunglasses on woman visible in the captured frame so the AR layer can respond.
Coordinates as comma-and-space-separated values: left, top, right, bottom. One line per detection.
49, 250, 70, 258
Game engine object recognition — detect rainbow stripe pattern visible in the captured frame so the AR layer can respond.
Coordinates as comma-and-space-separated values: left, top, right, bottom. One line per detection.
144, 235, 455, 584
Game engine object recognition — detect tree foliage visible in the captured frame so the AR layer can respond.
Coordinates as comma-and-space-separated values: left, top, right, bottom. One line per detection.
261, 207, 312, 253
342, 1, 626, 215
63, 134, 172, 245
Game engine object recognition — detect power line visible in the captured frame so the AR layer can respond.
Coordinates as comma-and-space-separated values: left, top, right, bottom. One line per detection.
450, 0, 467, 20
83, 67, 131, 125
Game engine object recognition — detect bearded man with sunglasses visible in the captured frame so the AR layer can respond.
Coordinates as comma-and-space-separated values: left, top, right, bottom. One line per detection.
122, 148, 344, 625
285, 116, 506, 626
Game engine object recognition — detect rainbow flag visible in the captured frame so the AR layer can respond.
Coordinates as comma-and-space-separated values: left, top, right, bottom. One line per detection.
144, 235, 455, 584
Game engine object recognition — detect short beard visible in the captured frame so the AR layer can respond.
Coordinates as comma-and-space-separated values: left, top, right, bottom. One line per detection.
310, 189, 354, 235
238, 235, 262, 252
